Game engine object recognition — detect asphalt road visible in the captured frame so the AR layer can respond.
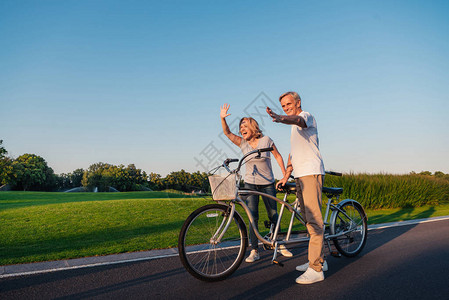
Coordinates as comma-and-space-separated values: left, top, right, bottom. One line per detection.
1, 219, 449, 300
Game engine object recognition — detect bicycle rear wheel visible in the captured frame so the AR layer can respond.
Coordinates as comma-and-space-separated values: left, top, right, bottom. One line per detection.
330, 200, 367, 257
178, 203, 248, 281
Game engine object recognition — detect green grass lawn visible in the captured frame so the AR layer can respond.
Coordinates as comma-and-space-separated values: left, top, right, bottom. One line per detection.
1, 191, 448, 266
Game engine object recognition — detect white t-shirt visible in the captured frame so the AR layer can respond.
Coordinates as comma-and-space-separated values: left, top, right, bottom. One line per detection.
239, 135, 275, 185
290, 111, 325, 178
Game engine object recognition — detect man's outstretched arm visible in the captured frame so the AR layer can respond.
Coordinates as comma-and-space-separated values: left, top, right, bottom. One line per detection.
266, 107, 307, 128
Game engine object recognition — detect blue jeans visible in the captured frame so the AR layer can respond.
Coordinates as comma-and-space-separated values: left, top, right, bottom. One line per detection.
244, 182, 278, 250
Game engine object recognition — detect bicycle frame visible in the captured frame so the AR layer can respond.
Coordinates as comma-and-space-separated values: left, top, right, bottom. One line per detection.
179, 147, 368, 281
211, 147, 366, 263
214, 184, 364, 264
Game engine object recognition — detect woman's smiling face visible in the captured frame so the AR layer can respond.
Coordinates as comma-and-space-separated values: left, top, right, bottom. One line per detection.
240, 119, 253, 140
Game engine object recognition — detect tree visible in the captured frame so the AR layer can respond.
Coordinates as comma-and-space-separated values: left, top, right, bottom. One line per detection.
82, 162, 149, 192
164, 170, 190, 191
10, 154, 57, 191
82, 162, 111, 192
148, 172, 163, 190
55, 168, 85, 190
419, 171, 432, 176
0, 140, 13, 185
162, 170, 209, 193
70, 168, 85, 187
0, 140, 7, 158
189, 171, 209, 192
55, 173, 71, 190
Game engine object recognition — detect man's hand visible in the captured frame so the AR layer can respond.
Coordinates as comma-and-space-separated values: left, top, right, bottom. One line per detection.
266, 107, 283, 123
221, 104, 231, 119
276, 177, 288, 190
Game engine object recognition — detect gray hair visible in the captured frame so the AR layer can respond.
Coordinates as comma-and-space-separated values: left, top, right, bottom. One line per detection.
279, 91, 301, 102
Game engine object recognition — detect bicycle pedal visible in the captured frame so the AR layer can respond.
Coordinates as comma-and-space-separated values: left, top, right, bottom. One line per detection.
331, 251, 341, 258
272, 260, 284, 267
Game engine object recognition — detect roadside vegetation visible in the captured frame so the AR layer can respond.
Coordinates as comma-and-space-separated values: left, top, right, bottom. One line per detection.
1, 190, 448, 266
2, 140, 449, 203
323, 172, 449, 209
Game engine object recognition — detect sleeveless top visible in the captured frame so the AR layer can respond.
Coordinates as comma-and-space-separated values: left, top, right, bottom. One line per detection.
239, 135, 275, 185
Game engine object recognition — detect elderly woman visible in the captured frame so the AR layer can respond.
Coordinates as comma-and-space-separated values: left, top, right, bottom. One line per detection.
220, 103, 292, 262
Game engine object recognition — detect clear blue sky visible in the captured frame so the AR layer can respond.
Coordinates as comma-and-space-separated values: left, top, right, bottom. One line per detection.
1, 0, 448, 178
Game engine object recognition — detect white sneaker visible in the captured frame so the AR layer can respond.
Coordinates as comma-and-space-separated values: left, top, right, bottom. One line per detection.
278, 245, 293, 257
296, 260, 328, 272
245, 250, 260, 263
296, 267, 325, 284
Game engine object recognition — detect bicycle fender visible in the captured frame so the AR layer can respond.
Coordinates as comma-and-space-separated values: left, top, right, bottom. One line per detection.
330, 199, 367, 222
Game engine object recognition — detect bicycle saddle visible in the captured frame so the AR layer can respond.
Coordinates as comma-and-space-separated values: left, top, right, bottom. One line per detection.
322, 187, 343, 195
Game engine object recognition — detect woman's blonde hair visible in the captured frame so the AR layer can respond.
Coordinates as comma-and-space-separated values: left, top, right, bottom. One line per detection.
239, 117, 263, 138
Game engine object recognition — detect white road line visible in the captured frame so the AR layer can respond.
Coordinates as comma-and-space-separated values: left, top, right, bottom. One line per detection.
368, 215, 449, 230
0, 254, 180, 279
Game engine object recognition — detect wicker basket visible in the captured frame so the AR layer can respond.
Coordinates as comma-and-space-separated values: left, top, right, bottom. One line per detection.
208, 174, 237, 200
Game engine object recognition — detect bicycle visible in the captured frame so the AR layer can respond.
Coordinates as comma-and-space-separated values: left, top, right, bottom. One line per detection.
178, 147, 368, 281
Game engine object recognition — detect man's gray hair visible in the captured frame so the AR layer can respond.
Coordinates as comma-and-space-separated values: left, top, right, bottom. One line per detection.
279, 91, 301, 102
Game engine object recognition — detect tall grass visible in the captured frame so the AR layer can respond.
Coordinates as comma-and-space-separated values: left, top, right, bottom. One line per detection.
323, 173, 449, 209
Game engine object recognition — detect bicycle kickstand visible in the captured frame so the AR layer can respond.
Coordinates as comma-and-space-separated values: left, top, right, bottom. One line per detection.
271, 243, 284, 267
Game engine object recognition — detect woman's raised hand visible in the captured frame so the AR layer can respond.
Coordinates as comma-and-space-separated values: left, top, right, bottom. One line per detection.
220, 103, 231, 119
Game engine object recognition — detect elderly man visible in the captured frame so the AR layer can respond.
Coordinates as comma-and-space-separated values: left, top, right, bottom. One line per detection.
267, 91, 326, 284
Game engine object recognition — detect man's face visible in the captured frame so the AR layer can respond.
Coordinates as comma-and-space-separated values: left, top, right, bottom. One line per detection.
280, 95, 301, 116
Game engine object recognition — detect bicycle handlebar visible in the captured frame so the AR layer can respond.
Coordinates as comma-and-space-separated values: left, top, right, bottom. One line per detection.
224, 158, 239, 165
221, 147, 274, 174
325, 171, 342, 176
219, 148, 342, 178
236, 147, 273, 172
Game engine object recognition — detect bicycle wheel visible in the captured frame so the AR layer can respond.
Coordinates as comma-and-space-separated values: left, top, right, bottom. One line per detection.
178, 203, 248, 281
330, 200, 367, 257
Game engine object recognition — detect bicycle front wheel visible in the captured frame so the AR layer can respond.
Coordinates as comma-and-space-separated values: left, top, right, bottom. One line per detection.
178, 203, 248, 281
330, 200, 367, 257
